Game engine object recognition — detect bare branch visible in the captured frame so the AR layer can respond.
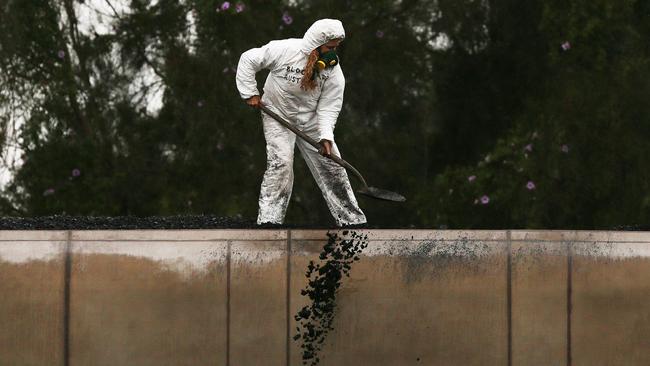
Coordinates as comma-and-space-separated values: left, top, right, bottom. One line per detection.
103, 0, 121, 19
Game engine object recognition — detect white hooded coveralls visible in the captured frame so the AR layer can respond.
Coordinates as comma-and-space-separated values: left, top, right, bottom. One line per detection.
236, 19, 366, 226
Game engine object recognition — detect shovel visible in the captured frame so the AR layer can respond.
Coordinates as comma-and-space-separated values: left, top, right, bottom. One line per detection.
259, 103, 406, 202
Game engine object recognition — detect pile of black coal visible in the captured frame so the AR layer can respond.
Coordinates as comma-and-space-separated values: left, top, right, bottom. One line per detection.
0, 215, 257, 230
0, 215, 382, 230
293, 230, 369, 365
611, 224, 650, 231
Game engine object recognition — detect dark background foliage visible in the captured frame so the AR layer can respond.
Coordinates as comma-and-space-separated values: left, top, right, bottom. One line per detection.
1, 0, 648, 228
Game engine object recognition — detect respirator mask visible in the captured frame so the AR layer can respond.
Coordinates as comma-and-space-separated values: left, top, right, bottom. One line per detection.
316, 50, 339, 71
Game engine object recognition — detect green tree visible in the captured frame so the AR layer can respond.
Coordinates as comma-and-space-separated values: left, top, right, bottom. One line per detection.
423, 0, 650, 228
2, 0, 648, 229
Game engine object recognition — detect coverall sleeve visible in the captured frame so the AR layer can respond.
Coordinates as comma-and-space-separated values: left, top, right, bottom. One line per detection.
236, 41, 286, 100
316, 67, 345, 142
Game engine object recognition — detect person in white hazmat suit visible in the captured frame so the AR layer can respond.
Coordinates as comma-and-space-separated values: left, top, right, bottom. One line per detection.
236, 19, 367, 226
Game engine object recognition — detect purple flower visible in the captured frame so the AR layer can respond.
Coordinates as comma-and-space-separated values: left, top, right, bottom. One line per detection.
468, 175, 477, 182
57, 50, 65, 59
480, 195, 490, 205
235, 3, 245, 12
220, 1, 230, 10
526, 181, 536, 190
376, 30, 384, 38
524, 143, 533, 152
561, 41, 571, 51
43, 188, 55, 196
282, 11, 293, 25
561, 144, 569, 153
71, 168, 81, 177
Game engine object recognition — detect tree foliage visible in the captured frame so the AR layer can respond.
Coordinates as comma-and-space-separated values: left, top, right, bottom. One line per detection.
1, 0, 648, 228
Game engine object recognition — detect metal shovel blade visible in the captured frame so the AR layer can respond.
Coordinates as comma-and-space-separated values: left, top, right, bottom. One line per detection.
357, 186, 406, 202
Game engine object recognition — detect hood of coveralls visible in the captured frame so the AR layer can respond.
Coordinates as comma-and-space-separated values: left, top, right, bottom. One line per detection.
301, 19, 345, 54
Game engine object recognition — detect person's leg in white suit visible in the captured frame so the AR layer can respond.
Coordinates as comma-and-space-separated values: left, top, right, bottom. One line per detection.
296, 119, 367, 226
257, 113, 296, 224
